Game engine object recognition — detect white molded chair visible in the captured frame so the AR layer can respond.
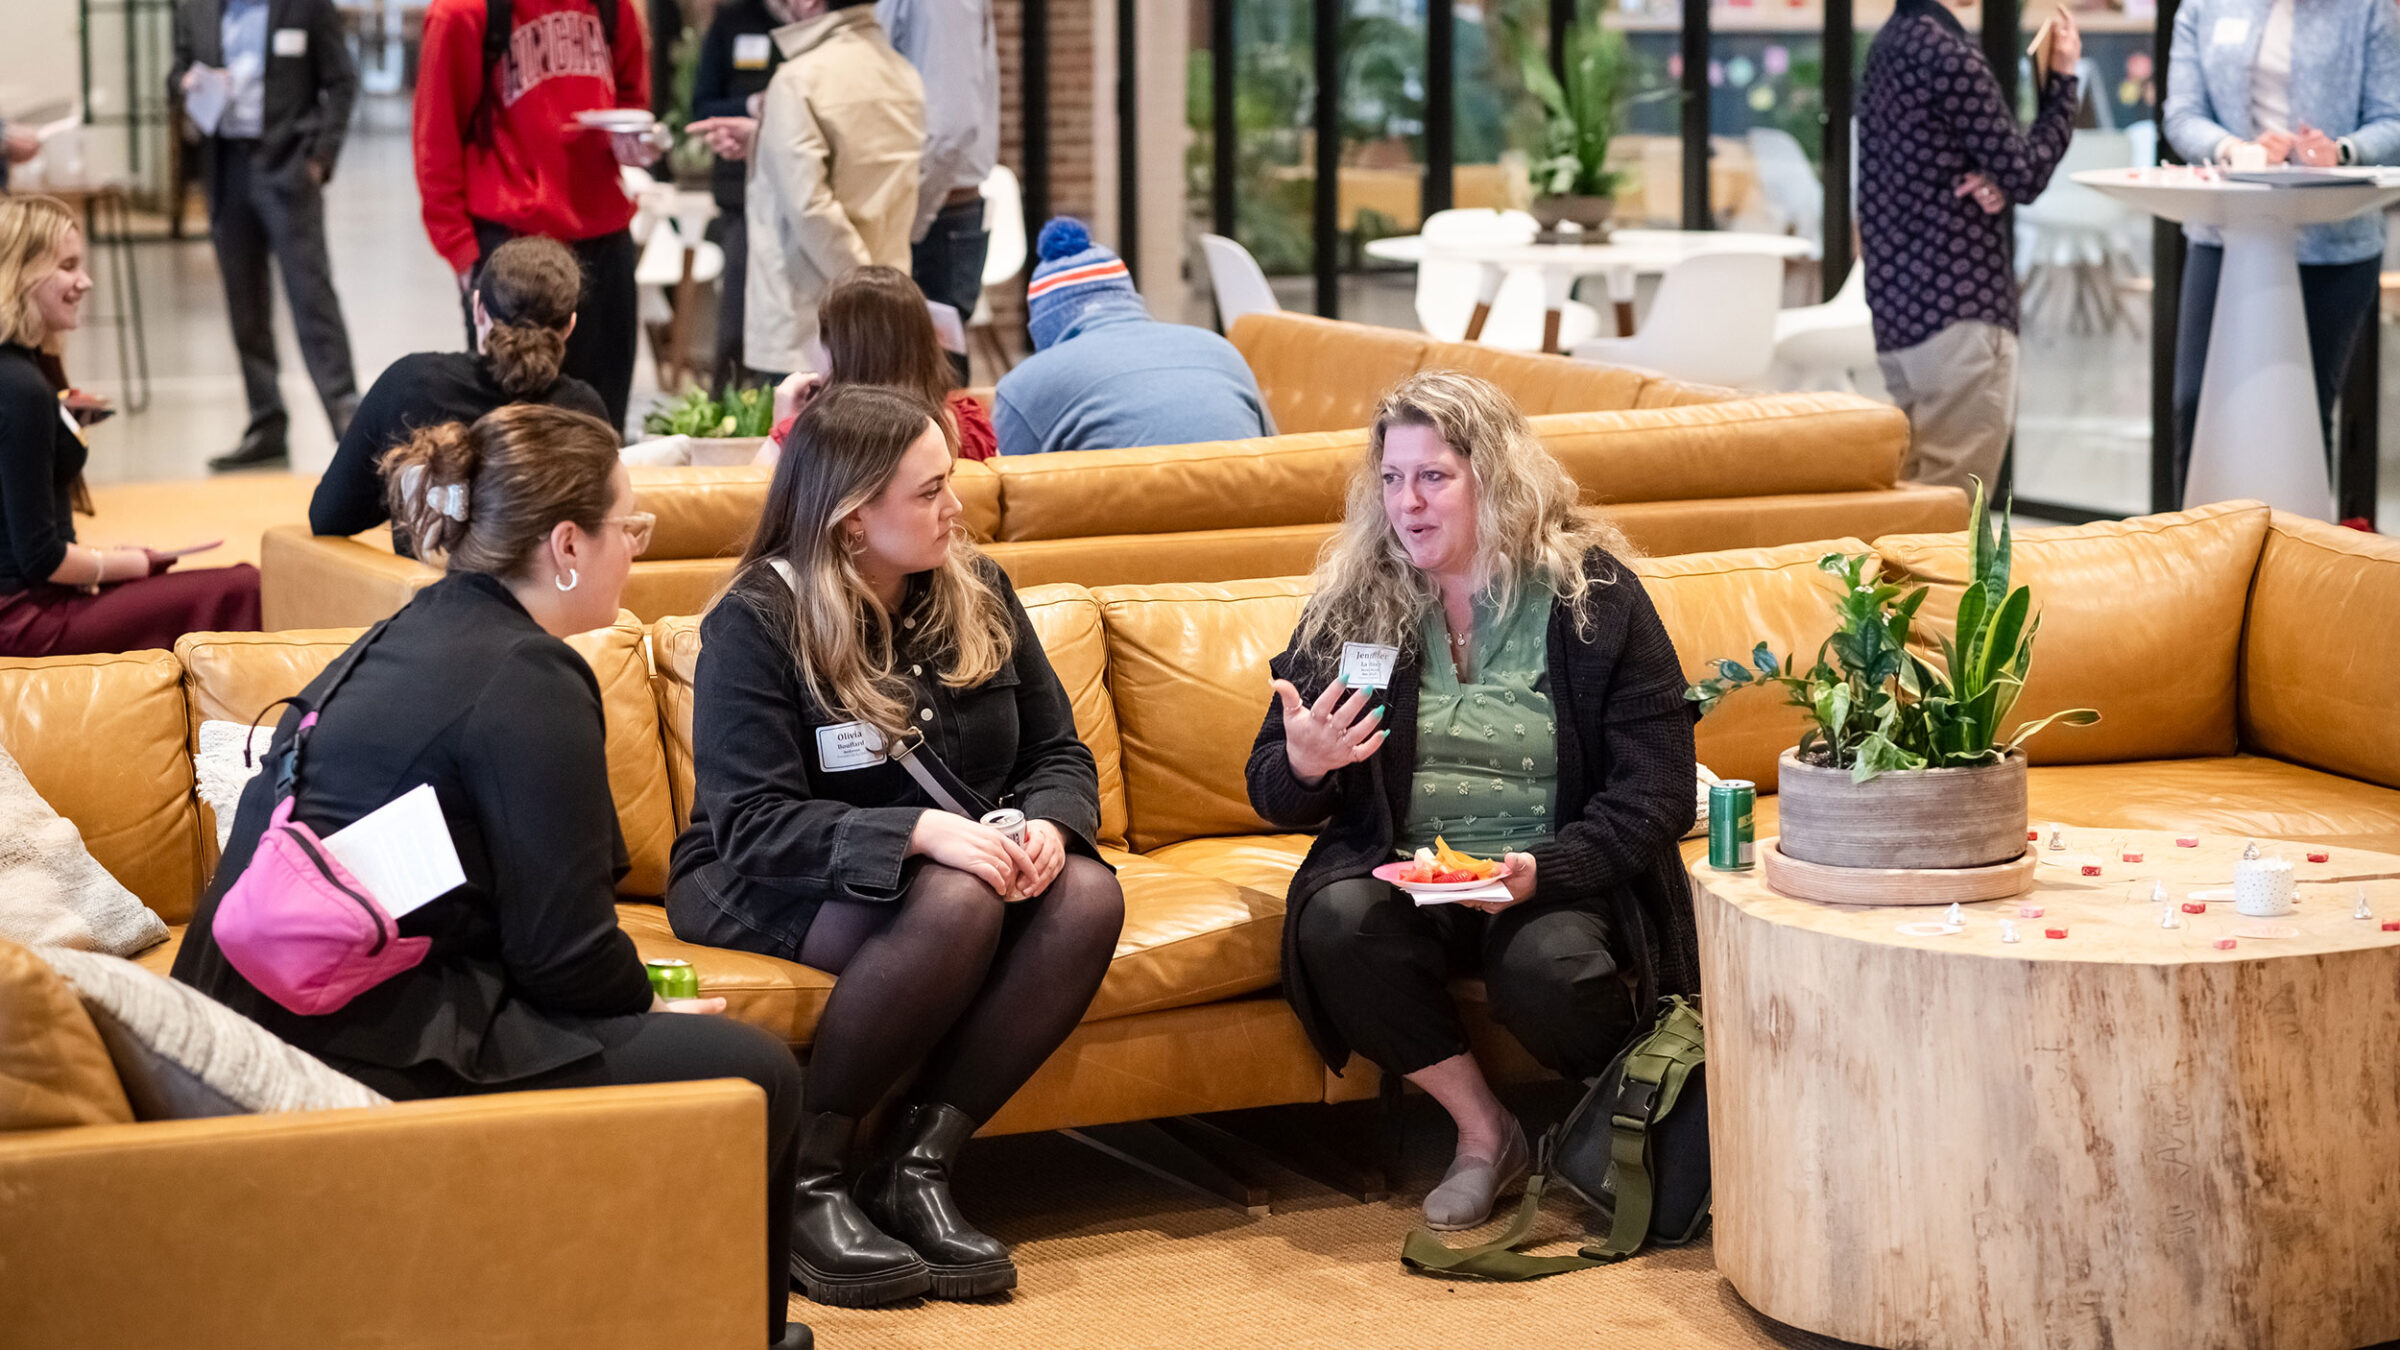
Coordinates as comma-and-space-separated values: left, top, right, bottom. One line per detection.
2017, 132, 2144, 336
1415, 208, 1601, 351
968, 165, 1028, 375
1570, 251, 1784, 388
1199, 233, 1280, 332
634, 203, 725, 393
1768, 260, 1877, 392
1746, 127, 1823, 257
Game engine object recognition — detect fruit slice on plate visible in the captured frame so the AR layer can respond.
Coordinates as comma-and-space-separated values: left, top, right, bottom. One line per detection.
1372, 837, 1510, 892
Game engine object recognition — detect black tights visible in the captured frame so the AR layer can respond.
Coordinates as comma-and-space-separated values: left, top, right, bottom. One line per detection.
797, 856, 1124, 1121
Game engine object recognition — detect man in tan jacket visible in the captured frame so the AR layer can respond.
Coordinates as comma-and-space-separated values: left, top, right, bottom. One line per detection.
690, 0, 923, 380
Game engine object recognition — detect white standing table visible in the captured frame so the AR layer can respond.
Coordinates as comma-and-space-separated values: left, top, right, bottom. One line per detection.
1362, 229, 1813, 354
2076, 166, 2400, 521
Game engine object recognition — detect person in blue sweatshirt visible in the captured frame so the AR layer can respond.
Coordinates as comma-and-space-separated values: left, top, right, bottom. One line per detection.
993, 218, 1272, 456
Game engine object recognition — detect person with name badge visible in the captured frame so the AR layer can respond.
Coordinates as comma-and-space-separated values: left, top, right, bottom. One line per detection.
666, 384, 1122, 1307
170, 0, 363, 472
1245, 371, 1700, 1233
171, 402, 814, 1350
2164, 0, 2400, 497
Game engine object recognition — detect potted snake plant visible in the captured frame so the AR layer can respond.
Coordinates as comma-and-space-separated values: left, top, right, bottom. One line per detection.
1685, 482, 2098, 870
1518, 22, 1631, 238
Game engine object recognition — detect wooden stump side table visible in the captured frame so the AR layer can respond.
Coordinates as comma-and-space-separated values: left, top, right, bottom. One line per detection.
1694, 827, 2400, 1350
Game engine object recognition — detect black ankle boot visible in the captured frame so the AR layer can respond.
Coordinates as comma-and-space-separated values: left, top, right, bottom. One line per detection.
857, 1103, 1017, 1299
788, 1111, 930, 1307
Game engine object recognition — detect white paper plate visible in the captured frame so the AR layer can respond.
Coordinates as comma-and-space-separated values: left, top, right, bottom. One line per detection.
575, 109, 657, 133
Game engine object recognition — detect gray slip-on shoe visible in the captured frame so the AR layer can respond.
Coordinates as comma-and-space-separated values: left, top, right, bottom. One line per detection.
1421, 1114, 1531, 1231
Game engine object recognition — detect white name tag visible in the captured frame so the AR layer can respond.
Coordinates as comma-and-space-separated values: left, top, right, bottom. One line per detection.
733, 33, 772, 69
816, 721, 889, 772
2211, 16, 2250, 46
321, 784, 465, 920
1340, 642, 1400, 691
271, 26, 308, 56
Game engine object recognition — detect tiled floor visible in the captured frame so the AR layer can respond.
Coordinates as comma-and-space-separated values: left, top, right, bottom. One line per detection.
57, 93, 2400, 528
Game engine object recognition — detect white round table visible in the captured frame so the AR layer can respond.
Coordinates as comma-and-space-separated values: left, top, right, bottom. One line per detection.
1362, 228, 1814, 353
2076, 166, 2400, 521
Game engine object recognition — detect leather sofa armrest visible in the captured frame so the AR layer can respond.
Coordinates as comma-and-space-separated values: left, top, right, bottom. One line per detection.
259, 524, 441, 631
0, 1080, 766, 1349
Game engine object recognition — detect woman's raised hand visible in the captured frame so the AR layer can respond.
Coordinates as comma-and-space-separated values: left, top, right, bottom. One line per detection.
911, 809, 1037, 898
1273, 677, 1388, 787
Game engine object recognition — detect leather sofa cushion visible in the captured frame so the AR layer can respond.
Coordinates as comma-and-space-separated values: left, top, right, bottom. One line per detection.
1420, 338, 1657, 413
176, 616, 678, 897
2025, 755, 2400, 852
652, 615, 703, 832
0, 937, 134, 1130
1637, 539, 1868, 792
625, 466, 767, 560
1544, 395, 1906, 502
991, 431, 1362, 541
618, 850, 1287, 1042
1230, 312, 1430, 433
1607, 485, 1963, 559
2240, 513, 2400, 792
0, 650, 203, 923
1144, 833, 1315, 901
1017, 585, 1130, 849
1096, 578, 1313, 852
980, 995, 1327, 1137
988, 525, 1340, 591
1875, 501, 2272, 766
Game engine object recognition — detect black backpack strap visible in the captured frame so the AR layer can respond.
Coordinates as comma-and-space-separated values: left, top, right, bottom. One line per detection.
593, 0, 617, 49
468, 0, 511, 147
262, 621, 395, 805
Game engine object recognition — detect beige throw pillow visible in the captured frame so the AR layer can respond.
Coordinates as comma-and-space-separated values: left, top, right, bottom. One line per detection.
37, 946, 389, 1119
0, 742, 167, 957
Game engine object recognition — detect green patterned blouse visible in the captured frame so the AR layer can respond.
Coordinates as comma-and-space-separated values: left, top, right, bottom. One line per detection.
1398, 584, 1558, 858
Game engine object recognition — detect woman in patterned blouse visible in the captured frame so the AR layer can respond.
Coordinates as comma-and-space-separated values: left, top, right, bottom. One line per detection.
1245, 371, 1700, 1232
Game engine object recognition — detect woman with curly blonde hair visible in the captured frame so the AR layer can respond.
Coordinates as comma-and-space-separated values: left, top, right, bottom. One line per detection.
1247, 369, 1700, 1232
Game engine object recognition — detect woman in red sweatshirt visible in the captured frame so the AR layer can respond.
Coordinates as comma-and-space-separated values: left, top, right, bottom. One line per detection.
413, 0, 656, 435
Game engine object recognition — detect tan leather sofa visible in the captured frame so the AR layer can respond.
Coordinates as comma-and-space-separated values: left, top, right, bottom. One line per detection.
262, 390, 1960, 628
15, 496, 2400, 1117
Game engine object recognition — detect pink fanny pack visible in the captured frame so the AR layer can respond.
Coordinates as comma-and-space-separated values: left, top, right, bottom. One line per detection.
212, 625, 432, 1015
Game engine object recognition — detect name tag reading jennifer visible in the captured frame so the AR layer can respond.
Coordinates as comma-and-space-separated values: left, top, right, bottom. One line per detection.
272, 27, 308, 56
733, 33, 773, 68
816, 721, 889, 772
1340, 642, 1400, 691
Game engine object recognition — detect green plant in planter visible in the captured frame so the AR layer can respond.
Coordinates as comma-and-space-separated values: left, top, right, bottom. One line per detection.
1516, 22, 1631, 199
1685, 480, 2098, 783
641, 385, 776, 439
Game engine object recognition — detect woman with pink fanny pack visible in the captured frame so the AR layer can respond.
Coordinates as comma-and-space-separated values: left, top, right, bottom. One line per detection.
171, 401, 811, 1350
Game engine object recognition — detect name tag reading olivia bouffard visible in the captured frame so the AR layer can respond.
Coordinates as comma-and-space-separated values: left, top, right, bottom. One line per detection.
816, 721, 890, 773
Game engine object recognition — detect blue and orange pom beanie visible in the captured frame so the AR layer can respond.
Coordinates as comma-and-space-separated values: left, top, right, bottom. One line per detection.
1025, 217, 1146, 351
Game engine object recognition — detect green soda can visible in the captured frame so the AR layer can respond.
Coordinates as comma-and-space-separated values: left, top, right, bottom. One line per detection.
1708, 780, 1756, 870
646, 958, 700, 1001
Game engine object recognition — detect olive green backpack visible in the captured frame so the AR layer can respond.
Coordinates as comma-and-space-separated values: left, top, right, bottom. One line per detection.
1401, 996, 1710, 1280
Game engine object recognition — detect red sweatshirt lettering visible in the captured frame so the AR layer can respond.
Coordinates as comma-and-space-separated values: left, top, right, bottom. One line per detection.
413, 0, 649, 273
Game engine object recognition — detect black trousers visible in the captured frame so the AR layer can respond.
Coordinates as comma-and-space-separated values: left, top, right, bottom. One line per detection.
2172, 243, 2381, 503
468, 218, 639, 435
338, 1011, 803, 1346
1294, 877, 1638, 1082
910, 197, 989, 387
713, 209, 751, 392
205, 138, 359, 447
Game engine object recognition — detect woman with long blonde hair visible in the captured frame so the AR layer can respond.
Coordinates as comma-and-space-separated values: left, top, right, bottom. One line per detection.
1246, 370, 1700, 1232
668, 384, 1122, 1308
0, 194, 259, 655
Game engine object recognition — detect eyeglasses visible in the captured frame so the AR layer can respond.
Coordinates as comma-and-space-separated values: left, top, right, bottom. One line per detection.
604, 511, 656, 557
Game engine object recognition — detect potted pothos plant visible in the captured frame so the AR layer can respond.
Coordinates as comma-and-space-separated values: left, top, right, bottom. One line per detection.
1686, 482, 2098, 870
633, 385, 777, 466
1517, 23, 1632, 237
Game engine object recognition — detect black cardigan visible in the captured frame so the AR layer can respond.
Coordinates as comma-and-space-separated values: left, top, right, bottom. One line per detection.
308, 351, 609, 554
666, 558, 1103, 955
0, 343, 84, 593
1246, 549, 1702, 1071
174, 571, 653, 1084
